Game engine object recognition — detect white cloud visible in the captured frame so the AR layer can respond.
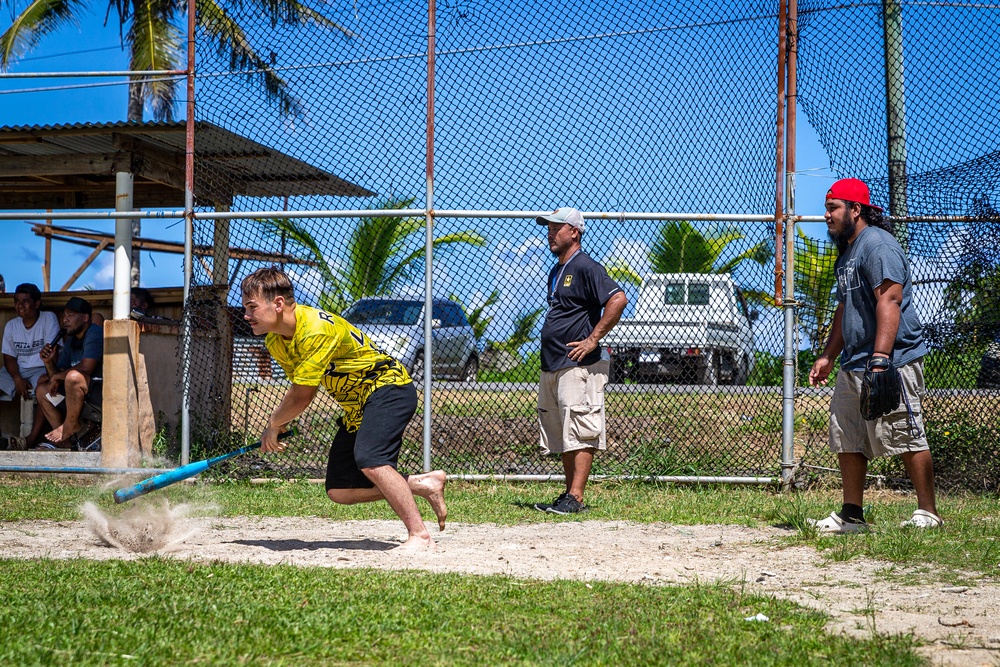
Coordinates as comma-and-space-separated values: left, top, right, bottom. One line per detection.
603, 239, 649, 276
90, 256, 116, 289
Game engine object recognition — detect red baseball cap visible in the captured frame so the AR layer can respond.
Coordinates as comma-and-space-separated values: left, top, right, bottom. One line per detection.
826, 178, 883, 212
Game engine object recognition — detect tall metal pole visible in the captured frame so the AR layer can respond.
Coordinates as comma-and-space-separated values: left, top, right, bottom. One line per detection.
180, 0, 197, 466
772, 0, 787, 308
780, 0, 799, 491
423, 0, 437, 473
113, 172, 134, 320
883, 0, 909, 246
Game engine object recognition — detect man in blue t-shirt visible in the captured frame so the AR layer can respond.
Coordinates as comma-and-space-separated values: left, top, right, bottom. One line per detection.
35, 296, 104, 449
808, 179, 941, 533
532, 207, 628, 515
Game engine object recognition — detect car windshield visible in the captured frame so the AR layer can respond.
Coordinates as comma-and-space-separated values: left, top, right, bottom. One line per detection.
344, 300, 423, 326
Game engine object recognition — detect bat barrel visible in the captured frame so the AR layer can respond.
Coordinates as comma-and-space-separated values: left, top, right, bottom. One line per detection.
111, 427, 297, 504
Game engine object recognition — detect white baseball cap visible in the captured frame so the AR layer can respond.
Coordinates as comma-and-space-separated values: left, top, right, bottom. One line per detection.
536, 207, 585, 234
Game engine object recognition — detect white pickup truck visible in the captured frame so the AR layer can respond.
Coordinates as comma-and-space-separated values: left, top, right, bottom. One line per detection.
602, 273, 758, 385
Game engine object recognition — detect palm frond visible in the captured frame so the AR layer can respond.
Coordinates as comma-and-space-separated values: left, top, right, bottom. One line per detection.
502, 307, 544, 351
383, 230, 487, 290
650, 220, 713, 273
198, 0, 303, 117
283, 0, 356, 37
127, 0, 183, 120
793, 225, 839, 351
604, 259, 643, 287
257, 218, 340, 288
715, 240, 771, 275
1, 0, 83, 68
461, 290, 499, 341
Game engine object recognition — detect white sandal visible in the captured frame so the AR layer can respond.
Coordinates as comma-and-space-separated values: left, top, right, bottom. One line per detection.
900, 509, 943, 528
807, 511, 869, 534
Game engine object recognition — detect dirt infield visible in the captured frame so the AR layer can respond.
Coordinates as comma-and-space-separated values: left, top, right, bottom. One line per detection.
2, 512, 998, 666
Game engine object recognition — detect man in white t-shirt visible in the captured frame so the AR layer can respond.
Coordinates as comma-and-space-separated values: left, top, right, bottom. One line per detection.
2, 283, 61, 448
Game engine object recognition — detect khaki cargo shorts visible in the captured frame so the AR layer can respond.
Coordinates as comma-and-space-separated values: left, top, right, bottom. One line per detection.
537, 360, 609, 455
829, 359, 928, 459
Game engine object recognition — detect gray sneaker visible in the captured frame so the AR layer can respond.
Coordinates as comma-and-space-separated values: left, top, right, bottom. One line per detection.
547, 494, 587, 515
534, 492, 569, 513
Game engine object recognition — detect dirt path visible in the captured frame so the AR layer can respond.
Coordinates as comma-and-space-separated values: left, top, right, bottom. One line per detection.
2, 514, 998, 666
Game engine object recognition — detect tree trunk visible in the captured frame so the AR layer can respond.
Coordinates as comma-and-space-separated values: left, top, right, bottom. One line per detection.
127, 79, 145, 122
127, 79, 144, 286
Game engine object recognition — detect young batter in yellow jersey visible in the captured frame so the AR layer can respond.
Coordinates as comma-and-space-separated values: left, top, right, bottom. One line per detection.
265, 303, 411, 432
241, 267, 447, 551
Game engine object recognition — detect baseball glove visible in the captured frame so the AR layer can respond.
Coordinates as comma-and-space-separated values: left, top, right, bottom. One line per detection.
860, 356, 902, 421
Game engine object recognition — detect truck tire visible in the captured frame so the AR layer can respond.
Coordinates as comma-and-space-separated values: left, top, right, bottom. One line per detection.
734, 354, 750, 386
700, 350, 719, 386
610, 357, 625, 384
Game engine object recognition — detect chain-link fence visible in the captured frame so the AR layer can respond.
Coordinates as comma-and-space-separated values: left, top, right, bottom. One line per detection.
156, 0, 1000, 490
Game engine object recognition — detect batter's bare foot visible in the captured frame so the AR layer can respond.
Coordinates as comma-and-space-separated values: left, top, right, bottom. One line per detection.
394, 534, 435, 551
410, 470, 448, 531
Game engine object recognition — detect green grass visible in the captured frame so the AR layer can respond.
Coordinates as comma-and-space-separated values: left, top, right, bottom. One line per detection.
0, 559, 923, 667
4, 480, 999, 666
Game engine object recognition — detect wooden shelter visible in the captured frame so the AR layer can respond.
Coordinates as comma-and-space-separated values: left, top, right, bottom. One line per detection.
0, 120, 374, 468
0, 120, 374, 209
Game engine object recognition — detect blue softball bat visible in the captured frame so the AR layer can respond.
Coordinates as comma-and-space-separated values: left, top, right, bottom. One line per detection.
112, 427, 298, 504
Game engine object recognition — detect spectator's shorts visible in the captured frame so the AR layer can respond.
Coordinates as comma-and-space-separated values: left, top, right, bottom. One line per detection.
537, 360, 609, 455
829, 360, 928, 459
0, 365, 47, 399
325, 382, 417, 490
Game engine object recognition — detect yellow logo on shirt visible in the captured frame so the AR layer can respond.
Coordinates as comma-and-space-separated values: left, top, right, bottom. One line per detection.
563, 275, 573, 287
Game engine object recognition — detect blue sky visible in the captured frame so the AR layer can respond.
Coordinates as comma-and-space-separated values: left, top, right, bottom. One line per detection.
0, 4, 839, 297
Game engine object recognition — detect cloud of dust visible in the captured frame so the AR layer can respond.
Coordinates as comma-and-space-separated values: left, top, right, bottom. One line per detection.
82, 499, 218, 554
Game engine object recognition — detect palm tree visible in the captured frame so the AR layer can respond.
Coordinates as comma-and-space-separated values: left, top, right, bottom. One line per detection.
794, 227, 839, 353
453, 289, 499, 342
1, 0, 353, 121
606, 220, 771, 287
482, 306, 545, 372
491, 306, 545, 354
261, 198, 487, 313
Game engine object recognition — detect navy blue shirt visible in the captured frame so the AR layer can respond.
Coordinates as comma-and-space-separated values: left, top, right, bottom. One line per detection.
834, 226, 927, 370
540, 251, 623, 372
58, 323, 104, 376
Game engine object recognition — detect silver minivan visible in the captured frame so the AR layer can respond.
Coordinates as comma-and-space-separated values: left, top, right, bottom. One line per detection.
342, 297, 479, 382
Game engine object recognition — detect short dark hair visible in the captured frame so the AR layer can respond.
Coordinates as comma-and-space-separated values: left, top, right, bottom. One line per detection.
64, 296, 93, 316
132, 287, 154, 310
241, 266, 296, 303
14, 283, 42, 301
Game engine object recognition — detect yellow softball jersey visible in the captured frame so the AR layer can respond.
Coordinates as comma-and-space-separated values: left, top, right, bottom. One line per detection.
265, 304, 412, 432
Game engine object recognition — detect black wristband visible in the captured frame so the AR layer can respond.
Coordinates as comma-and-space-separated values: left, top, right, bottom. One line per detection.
866, 356, 891, 371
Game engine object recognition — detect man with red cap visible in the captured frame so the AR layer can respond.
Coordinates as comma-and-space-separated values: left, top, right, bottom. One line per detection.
807, 179, 941, 533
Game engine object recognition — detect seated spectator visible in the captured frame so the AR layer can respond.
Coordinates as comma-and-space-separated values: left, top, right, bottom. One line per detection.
34, 297, 104, 450
130, 287, 154, 319
1, 284, 61, 449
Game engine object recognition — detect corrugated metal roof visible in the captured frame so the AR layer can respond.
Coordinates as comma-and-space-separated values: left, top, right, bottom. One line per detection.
0, 120, 375, 209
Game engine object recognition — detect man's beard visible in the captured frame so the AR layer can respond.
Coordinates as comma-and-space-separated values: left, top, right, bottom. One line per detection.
828, 217, 857, 254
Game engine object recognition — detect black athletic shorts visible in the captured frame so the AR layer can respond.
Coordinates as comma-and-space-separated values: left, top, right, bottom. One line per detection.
324, 382, 418, 490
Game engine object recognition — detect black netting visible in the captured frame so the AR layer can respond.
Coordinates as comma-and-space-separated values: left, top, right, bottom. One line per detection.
795, 223, 1000, 492
162, 0, 1000, 490
797, 1, 1000, 217
792, 1, 1000, 491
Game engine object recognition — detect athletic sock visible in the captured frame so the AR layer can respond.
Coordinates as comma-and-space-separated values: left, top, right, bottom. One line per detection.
838, 503, 866, 524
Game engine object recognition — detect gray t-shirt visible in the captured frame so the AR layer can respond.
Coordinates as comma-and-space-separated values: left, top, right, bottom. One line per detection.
834, 225, 927, 370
